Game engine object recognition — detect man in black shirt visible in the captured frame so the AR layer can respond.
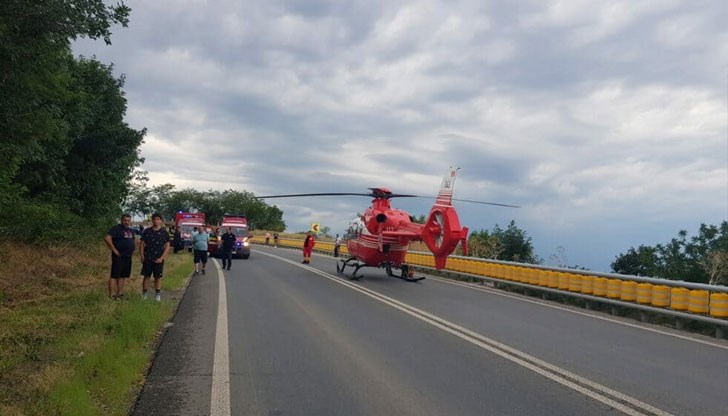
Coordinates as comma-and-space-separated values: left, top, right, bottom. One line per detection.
220, 227, 236, 271
140, 213, 170, 301
104, 213, 136, 299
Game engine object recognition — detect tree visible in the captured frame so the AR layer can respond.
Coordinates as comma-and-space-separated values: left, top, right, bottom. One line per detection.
468, 220, 538, 264
702, 250, 728, 286
468, 229, 503, 259
131, 185, 286, 231
549, 246, 569, 268
62, 58, 145, 217
122, 169, 151, 217
611, 245, 660, 276
412, 214, 427, 224
495, 220, 539, 263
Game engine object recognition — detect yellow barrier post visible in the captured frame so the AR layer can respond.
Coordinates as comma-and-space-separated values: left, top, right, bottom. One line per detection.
687, 290, 709, 314
670, 288, 689, 311
620, 281, 637, 302
547, 271, 559, 288
537, 270, 549, 287
528, 269, 540, 285
606, 279, 621, 299
568, 274, 582, 292
593, 277, 608, 296
580, 275, 594, 294
709, 293, 728, 318
636, 283, 652, 304
651, 285, 671, 307
557, 272, 570, 290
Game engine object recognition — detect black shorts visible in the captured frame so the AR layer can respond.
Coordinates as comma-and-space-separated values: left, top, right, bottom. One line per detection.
141, 258, 165, 278
110, 255, 132, 279
194, 249, 208, 264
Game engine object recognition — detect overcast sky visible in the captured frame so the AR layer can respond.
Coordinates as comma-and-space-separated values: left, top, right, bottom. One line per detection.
73, 0, 728, 272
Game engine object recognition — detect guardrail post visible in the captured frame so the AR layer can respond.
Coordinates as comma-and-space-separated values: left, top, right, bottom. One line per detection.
585, 300, 592, 310
717, 326, 726, 340
610, 305, 619, 316
675, 317, 684, 330
640, 311, 648, 322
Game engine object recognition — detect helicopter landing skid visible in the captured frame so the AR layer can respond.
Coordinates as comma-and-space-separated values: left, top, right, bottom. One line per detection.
385, 264, 425, 282
336, 257, 365, 280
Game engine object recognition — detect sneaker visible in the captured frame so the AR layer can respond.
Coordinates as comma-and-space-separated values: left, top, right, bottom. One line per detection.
116, 294, 125, 301
202, 269, 206, 275
194, 271, 199, 276
227, 268, 231, 271
143, 292, 148, 300
154, 293, 161, 302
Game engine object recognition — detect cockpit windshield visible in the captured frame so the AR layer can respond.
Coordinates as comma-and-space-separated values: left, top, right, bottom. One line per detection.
233, 227, 249, 237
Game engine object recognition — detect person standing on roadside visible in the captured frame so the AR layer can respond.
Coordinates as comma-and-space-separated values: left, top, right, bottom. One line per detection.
140, 213, 170, 302
273, 232, 279, 247
302, 231, 315, 264
173, 227, 182, 253
103, 213, 136, 299
192, 227, 209, 275
220, 227, 236, 271
334, 233, 342, 258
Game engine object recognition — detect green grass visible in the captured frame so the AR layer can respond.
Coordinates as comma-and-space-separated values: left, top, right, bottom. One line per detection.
0, 252, 191, 416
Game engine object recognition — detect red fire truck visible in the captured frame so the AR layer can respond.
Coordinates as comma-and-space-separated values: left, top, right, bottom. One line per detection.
209, 215, 251, 259
175, 212, 205, 252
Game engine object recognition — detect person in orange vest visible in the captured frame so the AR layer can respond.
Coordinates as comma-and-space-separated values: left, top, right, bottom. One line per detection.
302, 231, 315, 264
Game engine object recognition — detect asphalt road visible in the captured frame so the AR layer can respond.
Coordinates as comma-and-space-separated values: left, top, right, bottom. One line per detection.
134, 246, 728, 415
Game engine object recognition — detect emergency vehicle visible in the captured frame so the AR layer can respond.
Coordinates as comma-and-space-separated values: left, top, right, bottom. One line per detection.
208, 215, 251, 259
175, 212, 205, 251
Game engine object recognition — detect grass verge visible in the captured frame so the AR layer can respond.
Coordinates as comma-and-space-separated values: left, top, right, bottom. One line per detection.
0, 247, 191, 416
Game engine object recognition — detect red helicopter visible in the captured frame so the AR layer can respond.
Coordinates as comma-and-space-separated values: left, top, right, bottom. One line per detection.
257, 168, 518, 281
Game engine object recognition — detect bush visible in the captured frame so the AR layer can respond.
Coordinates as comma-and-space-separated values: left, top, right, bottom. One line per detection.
0, 201, 105, 244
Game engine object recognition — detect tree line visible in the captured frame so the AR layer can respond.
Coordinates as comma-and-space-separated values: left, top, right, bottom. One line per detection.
465, 220, 727, 285
611, 222, 728, 285
124, 178, 286, 231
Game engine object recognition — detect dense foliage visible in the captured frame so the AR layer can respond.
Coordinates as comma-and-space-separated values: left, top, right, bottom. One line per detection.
611, 222, 728, 285
124, 180, 286, 231
467, 220, 540, 264
0, 1, 141, 242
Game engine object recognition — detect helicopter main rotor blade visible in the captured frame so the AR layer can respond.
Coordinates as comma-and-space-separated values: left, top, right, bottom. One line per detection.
256, 192, 519, 207
450, 198, 520, 208
398, 195, 520, 208
256, 192, 373, 199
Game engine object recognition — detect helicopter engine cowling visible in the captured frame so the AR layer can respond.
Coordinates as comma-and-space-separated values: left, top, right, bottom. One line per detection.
421, 206, 469, 269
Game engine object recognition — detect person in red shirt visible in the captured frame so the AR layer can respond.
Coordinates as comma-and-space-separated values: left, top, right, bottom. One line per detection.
302, 232, 315, 264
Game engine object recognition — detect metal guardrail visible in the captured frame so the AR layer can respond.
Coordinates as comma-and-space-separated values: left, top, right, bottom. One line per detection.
250, 237, 728, 336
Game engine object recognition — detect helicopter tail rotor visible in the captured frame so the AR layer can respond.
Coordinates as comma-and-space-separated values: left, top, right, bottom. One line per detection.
419, 167, 468, 268
421, 206, 469, 269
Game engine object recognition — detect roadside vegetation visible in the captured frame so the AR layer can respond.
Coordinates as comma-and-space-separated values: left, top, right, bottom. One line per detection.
0, 244, 190, 416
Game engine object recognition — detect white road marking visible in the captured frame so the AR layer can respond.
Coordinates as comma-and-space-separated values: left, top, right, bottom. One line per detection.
257, 250, 674, 416
428, 275, 728, 351
210, 260, 231, 416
